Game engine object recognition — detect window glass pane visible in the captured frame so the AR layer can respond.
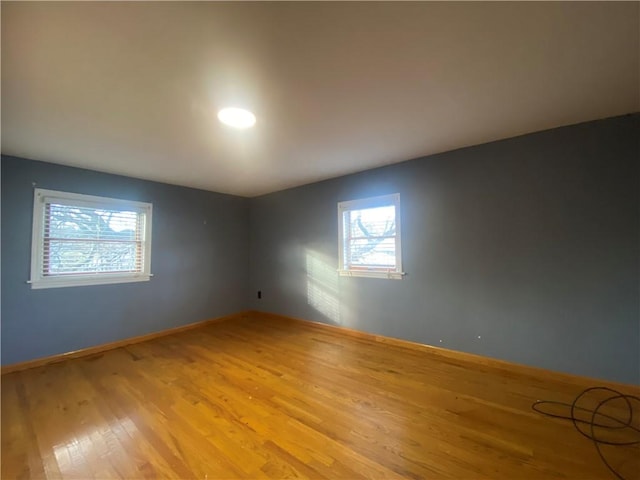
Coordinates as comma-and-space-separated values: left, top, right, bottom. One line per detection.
344, 204, 396, 269
47, 204, 139, 241
46, 241, 139, 275
44, 203, 142, 276
30, 188, 152, 289
348, 205, 396, 238
338, 193, 402, 278
348, 237, 396, 267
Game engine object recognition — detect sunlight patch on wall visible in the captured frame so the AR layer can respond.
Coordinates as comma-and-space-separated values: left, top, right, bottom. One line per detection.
306, 250, 341, 324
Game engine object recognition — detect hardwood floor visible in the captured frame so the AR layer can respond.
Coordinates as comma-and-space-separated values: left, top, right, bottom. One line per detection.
2, 312, 639, 479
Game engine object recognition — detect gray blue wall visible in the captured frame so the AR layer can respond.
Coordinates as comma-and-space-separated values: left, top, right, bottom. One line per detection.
2, 115, 638, 384
249, 114, 639, 384
1, 156, 250, 365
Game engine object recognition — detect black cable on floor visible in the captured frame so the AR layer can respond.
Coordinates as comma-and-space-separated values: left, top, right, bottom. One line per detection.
532, 387, 640, 480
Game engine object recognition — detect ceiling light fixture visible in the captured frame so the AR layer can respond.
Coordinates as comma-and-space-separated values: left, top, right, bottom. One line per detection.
217, 107, 256, 129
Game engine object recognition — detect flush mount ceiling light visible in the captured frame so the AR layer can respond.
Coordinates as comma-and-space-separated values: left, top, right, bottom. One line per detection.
217, 107, 256, 129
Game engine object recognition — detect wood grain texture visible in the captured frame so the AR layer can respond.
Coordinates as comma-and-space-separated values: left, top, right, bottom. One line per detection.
2, 311, 639, 479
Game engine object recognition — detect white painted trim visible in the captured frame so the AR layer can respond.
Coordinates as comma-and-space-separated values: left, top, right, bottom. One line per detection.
337, 193, 404, 280
337, 269, 405, 280
29, 274, 151, 289
29, 188, 153, 289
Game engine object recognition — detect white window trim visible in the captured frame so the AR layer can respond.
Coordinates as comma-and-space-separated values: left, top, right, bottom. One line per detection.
29, 188, 153, 289
337, 193, 405, 280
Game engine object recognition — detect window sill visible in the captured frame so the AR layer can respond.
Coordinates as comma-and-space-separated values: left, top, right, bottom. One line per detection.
337, 270, 405, 280
29, 274, 152, 289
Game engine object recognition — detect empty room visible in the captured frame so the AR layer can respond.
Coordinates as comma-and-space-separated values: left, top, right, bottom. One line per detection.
1, 2, 639, 479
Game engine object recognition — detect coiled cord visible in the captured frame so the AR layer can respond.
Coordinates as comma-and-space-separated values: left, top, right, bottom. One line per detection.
532, 387, 640, 480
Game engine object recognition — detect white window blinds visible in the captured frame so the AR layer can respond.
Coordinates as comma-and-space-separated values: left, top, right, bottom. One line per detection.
30, 189, 152, 289
338, 193, 404, 279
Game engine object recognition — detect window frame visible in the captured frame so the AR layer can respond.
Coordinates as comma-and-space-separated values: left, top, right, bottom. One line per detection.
29, 188, 153, 289
337, 193, 404, 280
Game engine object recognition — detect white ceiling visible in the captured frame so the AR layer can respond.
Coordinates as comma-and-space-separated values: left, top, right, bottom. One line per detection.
2, 2, 638, 197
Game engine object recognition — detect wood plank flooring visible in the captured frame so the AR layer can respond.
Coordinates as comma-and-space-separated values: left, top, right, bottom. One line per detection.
2, 312, 639, 479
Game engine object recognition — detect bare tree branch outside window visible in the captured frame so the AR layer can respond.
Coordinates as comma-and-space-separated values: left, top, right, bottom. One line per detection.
45, 204, 141, 276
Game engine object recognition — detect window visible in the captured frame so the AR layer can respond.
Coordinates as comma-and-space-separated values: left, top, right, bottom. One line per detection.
30, 188, 152, 289
338, 193, 404, 279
